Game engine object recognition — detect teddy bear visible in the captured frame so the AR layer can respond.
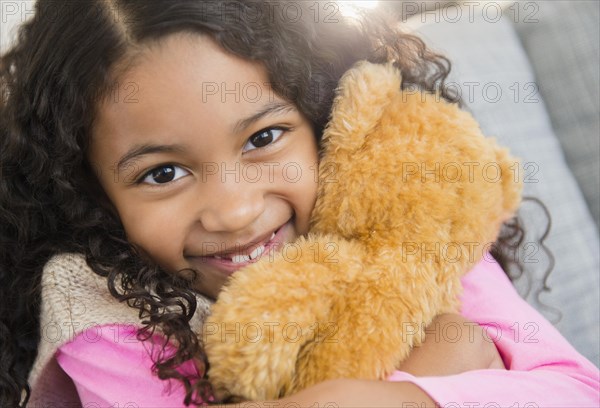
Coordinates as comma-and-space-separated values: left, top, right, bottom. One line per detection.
202, 61, 523, 401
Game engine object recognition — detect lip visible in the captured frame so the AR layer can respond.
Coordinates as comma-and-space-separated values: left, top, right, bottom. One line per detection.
190, 219, 292, 276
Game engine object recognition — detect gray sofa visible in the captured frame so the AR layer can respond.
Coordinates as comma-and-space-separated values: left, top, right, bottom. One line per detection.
406, 0, 599, 366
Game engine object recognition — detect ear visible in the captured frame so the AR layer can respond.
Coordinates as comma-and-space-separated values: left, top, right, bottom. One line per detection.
322, 61, 401, 153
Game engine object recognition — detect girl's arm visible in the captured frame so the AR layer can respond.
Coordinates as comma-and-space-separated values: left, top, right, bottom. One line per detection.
396, 313, 505, 377
398, 256, 600, 406
280, 379, 437, 407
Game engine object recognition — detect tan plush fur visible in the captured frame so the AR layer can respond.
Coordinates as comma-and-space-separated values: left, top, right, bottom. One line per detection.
203, 61, 523, 401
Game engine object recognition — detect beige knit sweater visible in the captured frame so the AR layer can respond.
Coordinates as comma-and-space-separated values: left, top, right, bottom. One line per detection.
27, 252, 212, 406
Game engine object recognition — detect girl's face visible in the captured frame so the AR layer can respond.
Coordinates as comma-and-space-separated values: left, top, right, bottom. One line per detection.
89, 34, 319, 299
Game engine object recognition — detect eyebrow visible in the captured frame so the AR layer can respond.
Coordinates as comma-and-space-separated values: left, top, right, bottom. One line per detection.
233, 100, 296, 134
117, 143, 188, 173
115, 101, 296, 172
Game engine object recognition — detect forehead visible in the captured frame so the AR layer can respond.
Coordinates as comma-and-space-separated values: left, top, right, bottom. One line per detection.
127, 32, 270, 94
91, 33, 278, 152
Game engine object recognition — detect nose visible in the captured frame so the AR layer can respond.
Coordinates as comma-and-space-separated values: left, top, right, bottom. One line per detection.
198, 175, 266, 233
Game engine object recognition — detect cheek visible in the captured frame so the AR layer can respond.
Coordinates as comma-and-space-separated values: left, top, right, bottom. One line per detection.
295, 179, 318, 235
118, 202, 186, 270
288, 134, 319, 232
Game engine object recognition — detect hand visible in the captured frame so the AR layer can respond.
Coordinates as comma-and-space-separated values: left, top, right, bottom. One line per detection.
397, 313, 506, 377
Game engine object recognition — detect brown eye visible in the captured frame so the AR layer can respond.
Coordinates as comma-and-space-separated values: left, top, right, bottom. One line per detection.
141, 165, 189, 185
243, 128, 284, 152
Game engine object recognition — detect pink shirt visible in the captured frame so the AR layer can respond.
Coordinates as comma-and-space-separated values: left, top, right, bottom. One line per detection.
56, 258, 600, 407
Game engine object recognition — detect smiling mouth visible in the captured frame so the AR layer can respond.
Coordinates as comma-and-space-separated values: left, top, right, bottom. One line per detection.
194, 218, 292, 274
212, 230, 276, 264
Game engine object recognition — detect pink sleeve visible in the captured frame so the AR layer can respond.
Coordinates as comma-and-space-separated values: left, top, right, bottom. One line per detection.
56, 324, 199, 407
387, 256, 600, 406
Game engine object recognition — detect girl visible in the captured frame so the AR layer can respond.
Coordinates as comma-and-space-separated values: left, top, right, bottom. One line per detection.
0, 0, 597, 407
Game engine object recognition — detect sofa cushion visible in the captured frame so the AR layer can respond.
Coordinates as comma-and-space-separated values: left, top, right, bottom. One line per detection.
410, 5, 599, 367
513, 0, 600, 227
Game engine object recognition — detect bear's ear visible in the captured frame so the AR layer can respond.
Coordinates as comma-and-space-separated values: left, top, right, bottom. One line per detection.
322, 61, 401, 152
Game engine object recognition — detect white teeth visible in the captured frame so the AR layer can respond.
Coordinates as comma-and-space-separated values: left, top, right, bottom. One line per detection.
231, 254, 251, 264
212, 231, 276, 263
249, 245, 265, 260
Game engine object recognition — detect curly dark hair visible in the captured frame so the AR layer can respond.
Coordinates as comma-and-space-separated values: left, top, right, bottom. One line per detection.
0, 0, 547, 406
